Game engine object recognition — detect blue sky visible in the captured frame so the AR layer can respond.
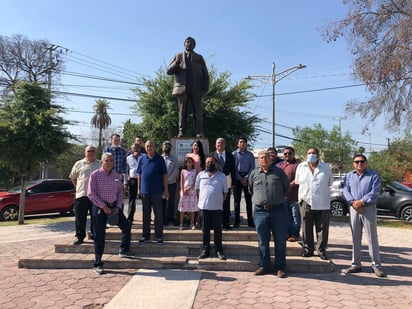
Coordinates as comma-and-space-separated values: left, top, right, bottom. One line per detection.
0, 0, 399, 152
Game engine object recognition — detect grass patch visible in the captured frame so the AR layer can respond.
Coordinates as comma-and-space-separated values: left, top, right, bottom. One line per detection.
330, 215, 412, 230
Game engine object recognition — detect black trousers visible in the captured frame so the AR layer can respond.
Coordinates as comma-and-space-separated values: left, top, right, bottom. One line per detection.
222, 188, 232, 227
74, 196, 93, 240
201, 209, 223, 253
162, 183, 177, 225
233, 180, 253, 225
92, 205, 131, 267
127, 178, 137, 222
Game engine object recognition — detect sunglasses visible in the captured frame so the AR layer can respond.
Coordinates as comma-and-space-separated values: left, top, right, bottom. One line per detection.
283, 152, 293, 155
354, 160, 366, 164
87, 150, 96, 153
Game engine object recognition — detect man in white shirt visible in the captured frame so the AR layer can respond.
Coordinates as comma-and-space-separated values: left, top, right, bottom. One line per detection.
295, 147, 333, 260
195, 155, 228, 260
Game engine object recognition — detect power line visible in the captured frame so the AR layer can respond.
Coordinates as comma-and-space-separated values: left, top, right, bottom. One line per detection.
60, 71, 144, 86
54, 90, 137, 102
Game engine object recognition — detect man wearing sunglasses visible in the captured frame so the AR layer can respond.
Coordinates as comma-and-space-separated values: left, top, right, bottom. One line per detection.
70, 145, 100, 245
278, 146, 301, 242
342, 154, 386, 277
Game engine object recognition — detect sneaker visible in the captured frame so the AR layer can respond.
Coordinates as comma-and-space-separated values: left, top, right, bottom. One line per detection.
119, 250, 135, 258
198, 250, 210, 259
191, 224, 196, 230
156, 238, 164, 245
372, 267, 386, 277
216, 251, 226, 260
342, 265, 362, 274
302, 250, 314, 257
139, 237, 150, 244
179, 225, 184, 231
318, 251, 328, 260
287, 236, 298, 242
93, 265, 104, 275
73, 238, 83, 245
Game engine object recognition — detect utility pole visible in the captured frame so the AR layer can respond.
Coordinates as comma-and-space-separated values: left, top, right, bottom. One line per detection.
246, 63, 306, 147
41, 44, 59, 179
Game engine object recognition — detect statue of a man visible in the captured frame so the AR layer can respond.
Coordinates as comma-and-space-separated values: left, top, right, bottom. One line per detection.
167, 37, 209, 138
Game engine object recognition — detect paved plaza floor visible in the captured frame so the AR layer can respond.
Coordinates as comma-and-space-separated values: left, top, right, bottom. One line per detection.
0, 214, 411, 308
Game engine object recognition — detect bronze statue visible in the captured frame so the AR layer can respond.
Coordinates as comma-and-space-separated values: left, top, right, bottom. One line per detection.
167, 37, 209, 138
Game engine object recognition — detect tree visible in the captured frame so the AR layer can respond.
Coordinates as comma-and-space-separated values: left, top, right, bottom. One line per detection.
292, 124, 357, 173
369, 133, 412, 185
129, 67, 259, 149
91, 99, 112, 147
0, 82, 73, 224
0, 34, 64, 94
323, 0, 412, 132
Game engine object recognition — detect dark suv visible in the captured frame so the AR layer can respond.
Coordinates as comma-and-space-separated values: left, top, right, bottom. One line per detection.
330, 180, 412, 221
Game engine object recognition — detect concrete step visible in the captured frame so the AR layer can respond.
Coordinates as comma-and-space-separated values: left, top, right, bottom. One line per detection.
18, 248, 334, 273
54, 239, 303, 257
17, 223, 334, 273
103, 225, 259, 242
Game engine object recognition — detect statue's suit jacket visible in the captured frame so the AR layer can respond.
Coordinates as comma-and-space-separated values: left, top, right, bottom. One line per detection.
167, 50, 209, 97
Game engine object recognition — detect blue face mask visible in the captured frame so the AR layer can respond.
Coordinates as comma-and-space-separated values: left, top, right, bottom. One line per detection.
307, 153, 318, 163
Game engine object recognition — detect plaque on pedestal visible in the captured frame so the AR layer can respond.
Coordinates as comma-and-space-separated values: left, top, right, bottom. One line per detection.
170, 137, 209, 166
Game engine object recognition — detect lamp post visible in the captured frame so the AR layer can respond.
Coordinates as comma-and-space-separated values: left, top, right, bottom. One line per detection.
247, 63, 306, 147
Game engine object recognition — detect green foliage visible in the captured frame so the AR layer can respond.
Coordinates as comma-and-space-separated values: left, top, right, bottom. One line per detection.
91, 99, 112, 147
0, 81, 75, 224
55, 143, 86, 179
0, 82, 74, 175
127, 66, 259, 150
368, 133, 412, 185
292, 124, 357, 173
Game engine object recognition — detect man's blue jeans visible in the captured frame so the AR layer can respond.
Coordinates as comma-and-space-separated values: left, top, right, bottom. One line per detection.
254, 203, 288, 272
287, 200, 301, 238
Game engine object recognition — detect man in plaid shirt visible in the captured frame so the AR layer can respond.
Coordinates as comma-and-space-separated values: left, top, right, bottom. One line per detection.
103, 134, 127, 185
87, 152, 134, 275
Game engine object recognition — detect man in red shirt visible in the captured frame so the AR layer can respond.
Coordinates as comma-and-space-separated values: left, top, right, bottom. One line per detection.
278, 146, 301, 242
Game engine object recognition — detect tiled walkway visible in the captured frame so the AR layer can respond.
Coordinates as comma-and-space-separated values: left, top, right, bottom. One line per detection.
1, 219, 411, 308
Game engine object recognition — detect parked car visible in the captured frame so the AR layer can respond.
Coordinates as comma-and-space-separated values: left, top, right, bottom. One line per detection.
0, 179, 75, 221
330, 180, 412, 221
330, 180, 348, 216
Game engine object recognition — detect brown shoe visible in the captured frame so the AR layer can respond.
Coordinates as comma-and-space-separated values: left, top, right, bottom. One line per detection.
254, 267, 268, 276
287, 236, 297, 242
277, 270, 286, 278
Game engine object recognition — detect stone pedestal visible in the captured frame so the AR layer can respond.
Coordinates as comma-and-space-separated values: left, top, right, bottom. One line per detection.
170, 137, 209, 166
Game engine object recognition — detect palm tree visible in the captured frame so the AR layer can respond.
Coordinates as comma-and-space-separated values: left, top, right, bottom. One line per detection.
91, 99, 112, 147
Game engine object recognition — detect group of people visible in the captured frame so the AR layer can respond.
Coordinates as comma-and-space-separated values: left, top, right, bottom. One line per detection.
69, 134, 386, 278
251, 146, 386, 278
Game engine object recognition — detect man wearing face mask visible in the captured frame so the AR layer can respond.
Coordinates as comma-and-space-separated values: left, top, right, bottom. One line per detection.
295, 147, 333, 260
195, 155, 228, 260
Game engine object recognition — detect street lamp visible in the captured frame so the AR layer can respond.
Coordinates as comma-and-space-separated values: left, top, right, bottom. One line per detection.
247, 63, 306, 147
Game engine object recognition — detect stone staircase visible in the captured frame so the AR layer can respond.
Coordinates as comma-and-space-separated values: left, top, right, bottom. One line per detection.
18, 222, 334, 273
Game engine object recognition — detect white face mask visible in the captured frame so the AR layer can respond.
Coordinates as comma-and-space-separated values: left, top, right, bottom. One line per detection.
307, 153, 318, 163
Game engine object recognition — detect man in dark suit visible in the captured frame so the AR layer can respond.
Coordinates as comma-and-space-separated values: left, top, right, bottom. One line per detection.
167, 37, 209, 138
211, 138, 236, 230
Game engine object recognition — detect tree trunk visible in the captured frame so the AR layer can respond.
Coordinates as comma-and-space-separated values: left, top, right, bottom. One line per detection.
18, 175, 27, 225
